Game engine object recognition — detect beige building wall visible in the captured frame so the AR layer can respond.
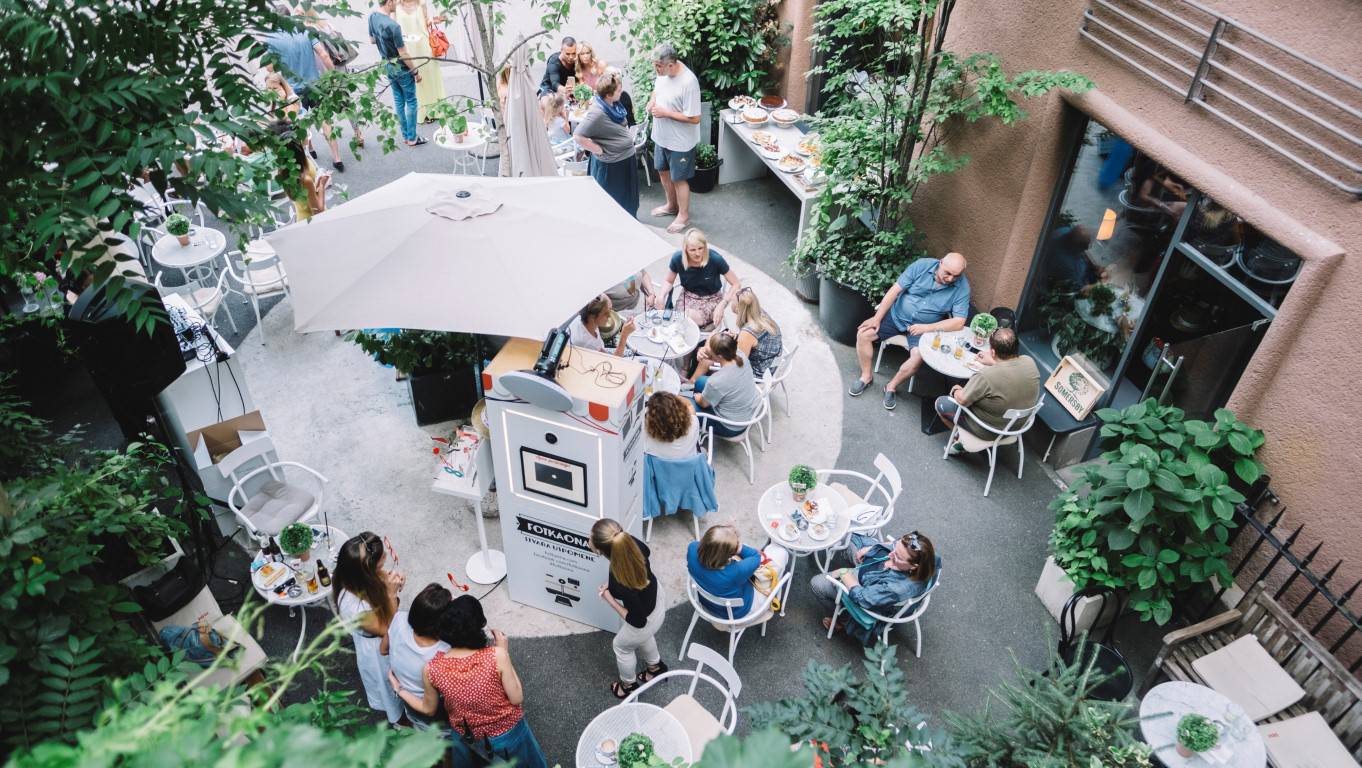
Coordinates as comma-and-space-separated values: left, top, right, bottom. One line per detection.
789, 2, 1362, 571
774, 0, 816, 110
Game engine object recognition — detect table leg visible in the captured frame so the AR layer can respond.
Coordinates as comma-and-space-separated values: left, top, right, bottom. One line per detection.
920, 394, 949, 436
716, 118, 765, 185
293, 605, 308, 661
796, 199, 810, 248
466, 503, 507, 584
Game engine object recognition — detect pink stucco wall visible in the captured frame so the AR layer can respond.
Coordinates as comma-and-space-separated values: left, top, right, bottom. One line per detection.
816, 2, 1362, 575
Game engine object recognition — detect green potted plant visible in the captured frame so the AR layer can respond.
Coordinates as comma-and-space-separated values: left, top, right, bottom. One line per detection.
450, 114, 468, 143
691, 144, 722, 194
788, 464, 817, 502
349, 330, 481, 425
278, 522, 315, 561
968, 312, 998, 346
164, 212, 192, 246
1175, 714, 1219, 757
1044, 399, 1266, 626
617, 733, 655, 768
572, 83, 594, 105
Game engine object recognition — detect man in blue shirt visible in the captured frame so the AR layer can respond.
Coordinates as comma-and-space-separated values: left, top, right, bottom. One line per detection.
368, 0, 426, 146
261, 5, 348, 171
850, 252, 971, 410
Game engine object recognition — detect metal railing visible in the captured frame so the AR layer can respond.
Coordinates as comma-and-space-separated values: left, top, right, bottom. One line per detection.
1189, 478, 1362, 675
1080, 0, 1362, 196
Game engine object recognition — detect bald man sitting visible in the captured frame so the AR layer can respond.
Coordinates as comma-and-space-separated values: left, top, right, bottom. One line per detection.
849, 252, 971, 411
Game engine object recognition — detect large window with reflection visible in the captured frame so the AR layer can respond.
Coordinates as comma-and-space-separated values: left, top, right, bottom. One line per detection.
1017, 116, 1301, 450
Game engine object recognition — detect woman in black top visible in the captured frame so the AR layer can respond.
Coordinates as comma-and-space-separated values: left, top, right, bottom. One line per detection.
654, 228, 741, 330
590, 518, 667, 697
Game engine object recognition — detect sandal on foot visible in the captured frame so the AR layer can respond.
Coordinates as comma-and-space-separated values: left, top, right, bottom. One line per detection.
637, 662, 668, 683
821, 616, 848, 632
650, 205, 678, 217
666, 219, 689, 234
611, 679, 640, 699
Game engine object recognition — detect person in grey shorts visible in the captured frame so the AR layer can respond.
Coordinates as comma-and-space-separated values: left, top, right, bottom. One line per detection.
646, 43, 702, 234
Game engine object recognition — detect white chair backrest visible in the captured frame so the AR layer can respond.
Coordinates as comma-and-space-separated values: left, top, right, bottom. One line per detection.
761, 342, 798, 390
1000, 394, 1046, 434
686, 643, 741, 699
871, 452, 902, 504
690, 578, 743, 623
217, 435, 279, 481
886, 572, 942, 622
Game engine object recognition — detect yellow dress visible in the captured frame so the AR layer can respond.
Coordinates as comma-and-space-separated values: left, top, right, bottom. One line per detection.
394, 2, 447, 123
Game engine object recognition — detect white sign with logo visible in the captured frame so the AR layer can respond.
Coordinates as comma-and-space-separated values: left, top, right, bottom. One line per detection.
1044, 355, 1108, 420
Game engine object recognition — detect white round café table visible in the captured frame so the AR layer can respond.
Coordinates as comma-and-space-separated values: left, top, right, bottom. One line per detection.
434, 126, 491, 175
626, 311, 702, 363
250, 524, 346, 661
1139, 681, 1265, 768
575, 702, 692, 768
151, 227, 226, 283
756, 482, 851, 577
644, 361, 681, 397
918, 329, 982, 381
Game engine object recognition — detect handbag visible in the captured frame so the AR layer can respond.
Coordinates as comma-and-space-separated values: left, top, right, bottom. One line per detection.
320, 33, 359, 68
428, 20, 450, 58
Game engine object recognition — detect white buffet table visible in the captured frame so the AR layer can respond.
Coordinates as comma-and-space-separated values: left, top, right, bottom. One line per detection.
716, 109, 821, 246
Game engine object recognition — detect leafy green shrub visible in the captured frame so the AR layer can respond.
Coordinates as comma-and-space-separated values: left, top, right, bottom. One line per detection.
1176, 714, 1219, 752
348, 330, 479, 375
1049, 399, 1265, 624
1038, 283, 1124, 368
696, 144, 719, 169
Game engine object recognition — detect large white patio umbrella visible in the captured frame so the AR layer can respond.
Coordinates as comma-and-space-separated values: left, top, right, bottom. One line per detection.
505, 42, 558, 177
265, 173, 670, 338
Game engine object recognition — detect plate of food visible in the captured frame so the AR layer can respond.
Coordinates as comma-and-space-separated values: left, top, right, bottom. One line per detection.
771, 108, 800, 127
777, 153, 806, 173
809, 523, 831, 541
728, 95, 757, 110
741, 107, 769, 125
759, 95, 786, 110
802, 500, 826, 524
776, 522, 800, 543
749, 130, 774, 146
254, 562, 290, 589
797, 134, 820, 156
759, 141, 783, 160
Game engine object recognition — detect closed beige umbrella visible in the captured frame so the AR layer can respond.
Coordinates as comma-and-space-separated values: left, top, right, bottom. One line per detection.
505, 41, 559, 178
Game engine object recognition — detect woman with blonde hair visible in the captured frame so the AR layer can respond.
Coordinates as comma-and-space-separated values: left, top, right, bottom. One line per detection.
590, 518, 666, 697
727, 286, 783, 378
687, 524, 789, 616
540, 92, 572, 146
394, 0, 449, 123
656, 229, 741, 330
573, 41, 605, 88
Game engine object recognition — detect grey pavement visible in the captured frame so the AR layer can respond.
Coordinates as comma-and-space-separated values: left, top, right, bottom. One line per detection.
169, 121, 1162, 764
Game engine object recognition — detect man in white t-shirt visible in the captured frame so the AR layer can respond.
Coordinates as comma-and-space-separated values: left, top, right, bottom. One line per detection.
647, 42, 702, 234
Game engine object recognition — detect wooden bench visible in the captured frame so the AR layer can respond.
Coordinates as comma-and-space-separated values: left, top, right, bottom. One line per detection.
1142, 582, 1362, 763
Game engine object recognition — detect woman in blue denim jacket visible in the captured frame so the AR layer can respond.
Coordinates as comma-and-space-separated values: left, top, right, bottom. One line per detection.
810, 531, 938, 635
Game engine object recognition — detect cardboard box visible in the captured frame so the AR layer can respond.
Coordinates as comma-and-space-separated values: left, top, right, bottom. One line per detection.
186, 411, 269, 473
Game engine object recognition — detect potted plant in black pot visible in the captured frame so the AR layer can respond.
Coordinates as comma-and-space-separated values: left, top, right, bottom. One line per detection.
349, 330, 481, 425
690, 144, 722, 194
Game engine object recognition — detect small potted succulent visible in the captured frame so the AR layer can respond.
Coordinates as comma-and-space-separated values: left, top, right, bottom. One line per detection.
573, 83, 594, 105
1175, 713, 1219, 758
788, 464, 817, 502
969, 312, 998, 347
164, 213, 192, 246
450, 114, 469, 143
617, 733, 655, 768
278, 522, 316, 562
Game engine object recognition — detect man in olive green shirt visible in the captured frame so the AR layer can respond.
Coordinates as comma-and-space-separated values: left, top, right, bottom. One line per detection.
935, 327, 1040, 445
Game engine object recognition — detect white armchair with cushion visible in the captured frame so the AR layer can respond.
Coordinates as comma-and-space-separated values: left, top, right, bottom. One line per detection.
679, 571, 792, 664
817, 454, 902, 571
942, 395, 1045, 496
151, 586, 267, 690
824, 571, 941, 657
219, 436, 327, 544
625, 643, 741, 761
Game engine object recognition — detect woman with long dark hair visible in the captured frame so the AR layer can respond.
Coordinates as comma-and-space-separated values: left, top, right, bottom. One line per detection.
589, 518, 666, 698
333, 531, 404, 722
389, 595, 548, 768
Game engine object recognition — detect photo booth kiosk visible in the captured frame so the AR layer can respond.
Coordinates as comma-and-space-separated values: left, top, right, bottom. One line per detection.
484, 338, 657, 631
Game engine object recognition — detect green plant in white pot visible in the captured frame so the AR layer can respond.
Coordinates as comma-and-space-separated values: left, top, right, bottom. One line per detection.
1175, 714, 1219, 757
164, 212, 191, 246
788, 464, 817, 502
969, 312, 998, 347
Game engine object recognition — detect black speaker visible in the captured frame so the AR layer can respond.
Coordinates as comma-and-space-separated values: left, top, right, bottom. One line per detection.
66, 282, 186, 439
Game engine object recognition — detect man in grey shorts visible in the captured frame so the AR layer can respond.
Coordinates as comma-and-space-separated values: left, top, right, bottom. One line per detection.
647, 43, 702, 234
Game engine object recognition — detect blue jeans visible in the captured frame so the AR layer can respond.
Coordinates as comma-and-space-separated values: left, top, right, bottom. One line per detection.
389, 68, 418, 142
450, 718, 547, 768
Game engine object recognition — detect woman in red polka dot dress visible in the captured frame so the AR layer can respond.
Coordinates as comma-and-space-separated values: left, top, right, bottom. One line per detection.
389, 595, 548, 768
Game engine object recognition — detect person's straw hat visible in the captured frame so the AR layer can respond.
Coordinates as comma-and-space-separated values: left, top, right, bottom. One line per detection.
599, 309, 623, 341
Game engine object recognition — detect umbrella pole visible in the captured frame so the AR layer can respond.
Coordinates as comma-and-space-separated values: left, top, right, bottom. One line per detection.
474, 334, 486, 399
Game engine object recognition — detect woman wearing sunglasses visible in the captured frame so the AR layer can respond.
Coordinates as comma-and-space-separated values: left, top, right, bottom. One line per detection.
810, 531, 938, 636
333, 531, 406, 723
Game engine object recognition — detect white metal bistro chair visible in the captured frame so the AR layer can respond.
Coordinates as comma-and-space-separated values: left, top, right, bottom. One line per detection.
816, 453, 903, 571
219, 436, 328, 545
697, 399, 769, 485
624, 644, 740, 759
757, 341, 798, 444
825, 570, 941, 657
153, 266, 239, 335
632, 116, 652, 187
943, 395, 1046, 496
873, 334, 916, 393
150, 586, 268, 691
224, 243, 290, 345
679, 571, 792, 663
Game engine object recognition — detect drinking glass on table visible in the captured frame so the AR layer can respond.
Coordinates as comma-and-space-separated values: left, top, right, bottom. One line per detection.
931, 333, 942, 350
953, 345, 964, 360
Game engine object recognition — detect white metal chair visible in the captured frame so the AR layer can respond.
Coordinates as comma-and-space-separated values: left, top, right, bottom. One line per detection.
757, 341, 798, 444
154, 266, 239, 335
632, 116, 652, 187
825, 571, 941, 657
817, 453, 903, 570
873, 334, 916, 393
624, 643, 740, 759
150, 586, 268, 690
679, 571, 792, 663
219, 436, 327, 544
943, 395, 1046, 496
224, 243, 290, 345
697, 399, 769, 485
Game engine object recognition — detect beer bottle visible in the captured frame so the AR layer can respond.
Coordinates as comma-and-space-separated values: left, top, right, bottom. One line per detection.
266, 536, 282, 562
317, 561, 332, 588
